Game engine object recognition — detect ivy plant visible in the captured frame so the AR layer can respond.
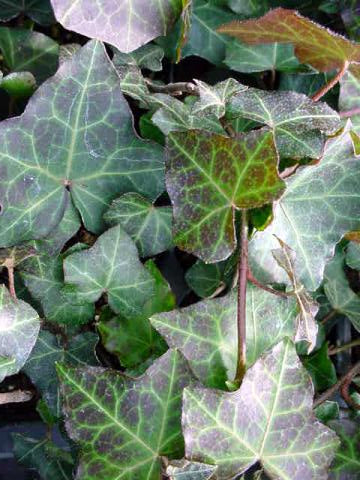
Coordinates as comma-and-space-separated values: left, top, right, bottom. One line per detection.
0, 1, 360, 480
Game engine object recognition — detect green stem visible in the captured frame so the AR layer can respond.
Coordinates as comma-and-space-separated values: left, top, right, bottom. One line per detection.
329, 338, 360, 356
234, 209, 248, 386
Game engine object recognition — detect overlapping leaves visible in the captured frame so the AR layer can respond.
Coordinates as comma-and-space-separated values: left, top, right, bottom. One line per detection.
151, 284, 297, 388
0, 40, 164, 247
249, 128, 360, 291
0, 0, 54, 24
218, 7, 360, 71
58, 349, 195, 479
166, 128, 285, 263
183, 339, 339, 479
50, 0, 183, 53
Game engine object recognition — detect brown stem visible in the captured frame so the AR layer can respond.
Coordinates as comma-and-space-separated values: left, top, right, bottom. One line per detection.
247, 269, 289, 298
339, 107, 360, 118
4, 259, 16, 299
313, 360, 360, 408
341, 374, 360, 410
329, 338, 360, 355
145, 79, 199, 96
312, 61, 349, 102
234, 209, 248, 386
220, 117, 236, 137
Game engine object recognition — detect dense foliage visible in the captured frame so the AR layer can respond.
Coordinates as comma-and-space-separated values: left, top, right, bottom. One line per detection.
0, 1, 360, 479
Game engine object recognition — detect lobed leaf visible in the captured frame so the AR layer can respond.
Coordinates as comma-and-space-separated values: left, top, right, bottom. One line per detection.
248, 127, 360, 291
227, 87, 340, 158
218, 7, 360, 71
50, 0, 183, 53
0, 40, 164, 247
63, 225, 156, 318
166, 128, 285, 263
183, 339, 339, 479
58, 349, 195, 479
0, 285, 40, 382
104, 193, 173, 257
151, 284, 297, 389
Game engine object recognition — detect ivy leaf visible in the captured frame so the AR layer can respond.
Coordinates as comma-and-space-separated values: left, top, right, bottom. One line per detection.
183, 339, 339, 479
104, 193, 173, 257
0, 0, 54, 24
248, 128, 360, 291
272, 238, 319, 353
328, 419, 360, 479
0, 27, 59, 84
191, 79, 247, 119
225, 41, 300, 73
0, 245, 36, 268
0, 285, 40, 382
219, 0, 268, 17
50, 0, 183, 53
151, 285, 297, 389
64, 225, 155, 318
218, 7, 360, 71
23, 330, 99, 417
19, 253, 94, 327
227, 87, 340, 158
112, 44, 164, 72
0, 40, 164, 248
98, 260, 174, 368
302, 342, 337, 392
314, 401, 339, 424
0, 72, 37, 99
13, 435, 74, 480
323, 246, 360, 331
346, 241, 360, 270
166, 460, 217, 479
57, 349, 195, 480
339, 64, 360, 134
166, 129, 285, 263
158, 0, 237, 65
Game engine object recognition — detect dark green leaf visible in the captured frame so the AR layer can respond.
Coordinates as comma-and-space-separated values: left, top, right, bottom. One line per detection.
328, 420, 360, 479
249, 128, 360, 291
0, 40, 164, 247
302, 342, 337, 392
104, 193, 172, 257
0, 285, 40, 382
151, 285, 297, 388
112, 44, 164, 72
166, 128, 285, 263
314, 401, 339, 424
23, 330, 99, 417
183, 339, 339, 479
227, 87, 340, 158
0, 27, 58, 84
0, 0, 54, 24
50, 0, 183, 53
58, 349, 195, 479
64, 225, 156, 318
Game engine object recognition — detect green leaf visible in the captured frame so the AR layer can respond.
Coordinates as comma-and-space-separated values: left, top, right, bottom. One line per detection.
13, 435, 74, 480
248, 128, 360, 291
323, 246, 360, 332
339, 64, 360, 134
302, 342, 337, 392
225, 41, 300, 73
0, 285, 40, 382
218, 7, 360, 71
0, 27, 58, 84
166, 460, 218, 479
112, 44, 164, 72
0, 0, 54, 24
99, 260, 174, 368
227, 87, 340, 158
64, 225, 155, 318
166, 128, 285, 263
23, 330, 99, 417
19, 253, 94, 326
219, 0, 268, 16
346, 241, 360, 270
104, 193, 173, 257
50, 0, 183, 53
151, 284, 297, 389
0, 72, 36, 99
314, 401, 339, 424
58, 349, 195, 479
0, 245, 36, 268
139, 112, 165, 145
183, 339, 339, 479
158, 0, 237, 65
0, 40, 164, 247
328, 420, 360, 479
